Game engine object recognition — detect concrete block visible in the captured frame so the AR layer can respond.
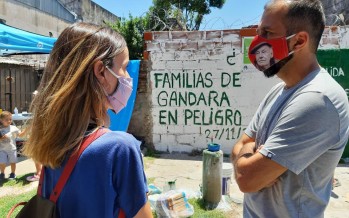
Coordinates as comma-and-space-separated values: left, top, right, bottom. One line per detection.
206, 30, 222, 40
182, 60, 199, 69
160, 134, 177, 145
173, 143, 196, 153
322, 37, 339, 46
176, 134, 195, 144
319, 39, 339, 49
164, 42, 183, 51
222, 30, 240, 42
198, 60, 217, 70
167, 125, 184, 134
166, 60, 183, 69
198, 41, 215, 50
207, 49, 225, 58
151, 51, 175, 60
215, 59, 228, 70
171, 31, 204, 41
152, 123, 168, 134
193, 50, 210, 59
187, 31, 205, 41
151, 60, 166, 70
153, 134, 161, 144
183, 125, 201, 134
146, 42, 162, 51
194, 136, 210, 149
174, 51, 194, 60
214, 41, 224, 49
338, 28, 349, 47
170, 31, 189, 40
155, 143, 169, 152
206, 51, 226, 61
222, 42, 233, 50
181, 42, 199, 51
222, 46, 239, 55
151, 86, 169, 96
153, 32, 170, 41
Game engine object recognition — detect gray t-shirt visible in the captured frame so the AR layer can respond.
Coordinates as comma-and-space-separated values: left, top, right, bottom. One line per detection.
244, 68, 349, 218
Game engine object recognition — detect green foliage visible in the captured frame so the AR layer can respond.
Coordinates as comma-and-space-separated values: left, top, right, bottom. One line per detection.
106, 15, 148, 60
0, 174, 36, 217
188, 198, 227, 217
144, 148, 162, 158
147, 177, 156, 185
105, 0, 227, 59
0, 189, 36, 218
148, 0, 227, 31
0, 173, 32, 187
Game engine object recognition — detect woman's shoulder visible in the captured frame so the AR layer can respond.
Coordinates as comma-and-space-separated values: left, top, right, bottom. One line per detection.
93, 130, 141, 151
104, 130, 137, 141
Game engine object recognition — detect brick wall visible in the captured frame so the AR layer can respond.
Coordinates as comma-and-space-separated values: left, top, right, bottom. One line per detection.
129, 26, 349, 154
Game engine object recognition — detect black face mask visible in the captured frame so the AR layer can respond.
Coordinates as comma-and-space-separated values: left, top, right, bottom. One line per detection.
263, 54, 294, 78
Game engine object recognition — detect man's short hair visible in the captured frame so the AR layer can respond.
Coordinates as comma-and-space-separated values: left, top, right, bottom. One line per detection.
266, 0, 325, 53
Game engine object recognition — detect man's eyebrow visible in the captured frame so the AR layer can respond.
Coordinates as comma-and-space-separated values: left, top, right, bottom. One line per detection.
257, 25, 272, 34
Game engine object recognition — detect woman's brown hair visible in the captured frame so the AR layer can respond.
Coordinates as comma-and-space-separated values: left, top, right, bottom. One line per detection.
23, 22, 127, 168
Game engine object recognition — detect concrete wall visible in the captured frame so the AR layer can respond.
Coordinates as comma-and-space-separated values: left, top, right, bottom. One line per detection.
135, 26, 349, 154
81, 0, 118, 25
60, 0, 119, 25
0, 0, 72, 38
0, 0, 119, 38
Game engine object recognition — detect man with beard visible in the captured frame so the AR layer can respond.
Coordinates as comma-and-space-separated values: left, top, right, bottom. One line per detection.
231, 0, 349, 217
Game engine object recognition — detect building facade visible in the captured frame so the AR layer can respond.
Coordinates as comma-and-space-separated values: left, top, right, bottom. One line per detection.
0, 0, 119, 112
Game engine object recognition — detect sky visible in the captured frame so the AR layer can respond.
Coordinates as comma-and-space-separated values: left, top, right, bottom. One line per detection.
92, 0, 269, 30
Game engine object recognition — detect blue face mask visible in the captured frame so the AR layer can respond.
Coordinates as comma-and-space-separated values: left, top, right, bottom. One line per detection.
106, 66, 133, 114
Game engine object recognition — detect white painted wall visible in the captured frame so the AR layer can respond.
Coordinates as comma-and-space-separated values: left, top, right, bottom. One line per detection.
146, 26, 349, 154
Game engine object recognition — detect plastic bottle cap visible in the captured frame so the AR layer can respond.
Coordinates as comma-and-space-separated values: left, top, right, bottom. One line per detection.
207, 143, 220, 152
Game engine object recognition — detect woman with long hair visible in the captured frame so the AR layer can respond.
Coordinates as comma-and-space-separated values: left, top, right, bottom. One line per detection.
23, 22, 152, 218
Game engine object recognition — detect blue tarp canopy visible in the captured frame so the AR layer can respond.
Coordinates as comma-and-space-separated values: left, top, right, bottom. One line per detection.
108, 60, 140, 132
0, 23, 57, 56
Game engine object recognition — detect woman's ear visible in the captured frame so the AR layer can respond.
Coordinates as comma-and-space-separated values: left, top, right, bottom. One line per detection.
93, 60, 106, 84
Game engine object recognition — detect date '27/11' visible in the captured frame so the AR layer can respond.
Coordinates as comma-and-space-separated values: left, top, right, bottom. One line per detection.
205, 127, 244, 140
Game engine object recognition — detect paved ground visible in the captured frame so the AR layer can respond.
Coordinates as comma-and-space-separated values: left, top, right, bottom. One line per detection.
3, 153, 349, 217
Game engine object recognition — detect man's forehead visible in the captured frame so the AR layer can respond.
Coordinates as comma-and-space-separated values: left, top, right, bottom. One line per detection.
259, 2, 288, 31
264, 0, 289, 17
266, 0, 291, 8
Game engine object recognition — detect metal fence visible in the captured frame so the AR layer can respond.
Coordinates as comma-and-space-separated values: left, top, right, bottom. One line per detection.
0, 66, 40, 113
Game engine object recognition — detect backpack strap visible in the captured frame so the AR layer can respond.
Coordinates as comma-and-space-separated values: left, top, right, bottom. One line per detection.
118, 209, 126, 218
37, 128, 109, 203
6, 202, 26, 218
